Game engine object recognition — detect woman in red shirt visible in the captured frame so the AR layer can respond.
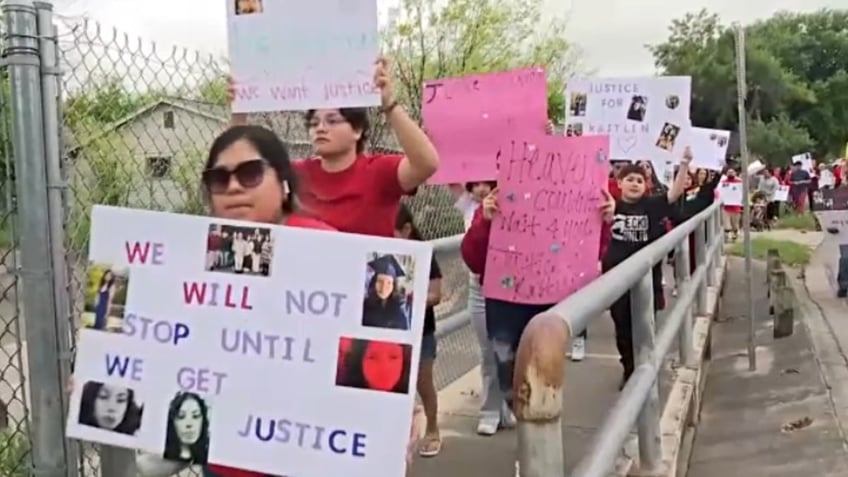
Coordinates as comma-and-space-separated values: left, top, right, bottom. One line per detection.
231, 58, 439, 237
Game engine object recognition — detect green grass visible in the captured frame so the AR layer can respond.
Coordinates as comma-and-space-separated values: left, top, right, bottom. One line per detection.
773, 212, 818, 231
728, 237, 812, 267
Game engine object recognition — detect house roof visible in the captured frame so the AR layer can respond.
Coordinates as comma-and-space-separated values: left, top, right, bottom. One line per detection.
66, 97, 402, 156
66, 97, 230, 155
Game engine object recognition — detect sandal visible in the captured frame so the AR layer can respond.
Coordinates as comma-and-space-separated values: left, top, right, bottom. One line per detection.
418, 433, 441, 457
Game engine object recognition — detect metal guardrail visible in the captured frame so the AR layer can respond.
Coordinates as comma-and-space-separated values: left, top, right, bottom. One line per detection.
514, 201, 725, 477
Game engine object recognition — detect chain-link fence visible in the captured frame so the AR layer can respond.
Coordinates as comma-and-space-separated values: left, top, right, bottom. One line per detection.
45, 12, 476, 477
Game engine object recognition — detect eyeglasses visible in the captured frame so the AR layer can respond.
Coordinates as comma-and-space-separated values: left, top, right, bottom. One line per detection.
202, 159, 268, 194
307, 115, 348, 129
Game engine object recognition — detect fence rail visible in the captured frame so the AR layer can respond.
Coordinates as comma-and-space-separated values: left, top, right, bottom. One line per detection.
514, 202, 725, 477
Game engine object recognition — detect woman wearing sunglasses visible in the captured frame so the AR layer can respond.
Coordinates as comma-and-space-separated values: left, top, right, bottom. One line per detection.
231, 56, 439, 237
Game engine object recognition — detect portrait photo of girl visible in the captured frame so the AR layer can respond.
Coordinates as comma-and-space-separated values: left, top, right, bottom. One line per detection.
83, 263, 130, 332
626, 95, 648, 122
162, 392, 210, 465
235, 0, 263, 15
78, 381, 143, 435
362, 253, 415, 330
655, 122, 681, 151
335, 337, 412, 394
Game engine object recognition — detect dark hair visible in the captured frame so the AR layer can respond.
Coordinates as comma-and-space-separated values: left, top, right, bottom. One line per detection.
204, 125, 300, 214
395, 202, 423, 241
793, 161, 803, 167
304, 108, 370, 154
617, 164, 647, 181
463, 181, 497, 193
98, 270, 115, 289
78, 381, 143, 435
162, 392, 210, 464
341, 339, 412, 394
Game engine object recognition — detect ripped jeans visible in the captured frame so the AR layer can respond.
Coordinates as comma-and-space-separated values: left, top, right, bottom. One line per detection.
485, 298, 557, 407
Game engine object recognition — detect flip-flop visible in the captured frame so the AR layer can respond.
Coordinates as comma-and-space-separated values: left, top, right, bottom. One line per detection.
418, 434, 441, 457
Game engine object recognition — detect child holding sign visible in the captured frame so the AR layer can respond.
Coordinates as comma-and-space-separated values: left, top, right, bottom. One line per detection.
602, 148, 692, 388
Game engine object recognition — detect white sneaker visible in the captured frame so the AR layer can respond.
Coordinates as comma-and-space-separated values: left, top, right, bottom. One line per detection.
570, 337, 586, 362
476, 419, 499, 436
500, 409, 517, 429
672, 287, 678, 297
515, 460, 521, 477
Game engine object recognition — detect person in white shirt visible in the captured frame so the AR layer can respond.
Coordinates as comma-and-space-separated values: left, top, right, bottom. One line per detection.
232, 231, 245, 273
818, 163, 836, 189
450, 181, 515, 435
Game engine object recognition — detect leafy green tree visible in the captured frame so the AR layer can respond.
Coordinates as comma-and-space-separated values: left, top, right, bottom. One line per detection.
747, 114, 815, 167
384, 0, 577, 125
66, 132, 135, 254
649, 8, 848, 161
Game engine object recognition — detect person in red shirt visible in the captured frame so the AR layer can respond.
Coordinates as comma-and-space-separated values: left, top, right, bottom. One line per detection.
231, 57, 438, 237
721, 168, 743, 241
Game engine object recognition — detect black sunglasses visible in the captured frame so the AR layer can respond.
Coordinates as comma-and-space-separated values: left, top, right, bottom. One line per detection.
202, 159, 268, 194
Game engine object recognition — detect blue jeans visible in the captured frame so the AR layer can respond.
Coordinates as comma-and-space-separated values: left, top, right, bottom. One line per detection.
484, 299, 556, 407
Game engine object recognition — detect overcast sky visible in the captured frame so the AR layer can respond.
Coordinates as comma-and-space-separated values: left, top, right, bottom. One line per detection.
52, 0, 844, 77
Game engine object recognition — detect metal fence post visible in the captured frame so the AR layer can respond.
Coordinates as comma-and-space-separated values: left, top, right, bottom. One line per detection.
674, 239, 694, 366
1, 1, 69, 476
630, 273, 662, 472
693, 224, 709, 316
33, 3, 80, 477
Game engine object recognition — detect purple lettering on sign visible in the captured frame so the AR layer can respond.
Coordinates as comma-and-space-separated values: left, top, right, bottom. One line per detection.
220, 328, 315, 363
124, 241, 165, 265
285, 289, 347, 317
236, 414, 367, 458
104, 354, 144, 381
182, 281, 253, 310
176, 367, 228, 395
124, 312, 190, 345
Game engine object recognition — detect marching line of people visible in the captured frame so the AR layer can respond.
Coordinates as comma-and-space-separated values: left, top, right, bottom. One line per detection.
66, 55, 804, 476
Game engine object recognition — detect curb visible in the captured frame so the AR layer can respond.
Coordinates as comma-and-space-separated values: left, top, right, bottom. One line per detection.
611, 256, 727, 477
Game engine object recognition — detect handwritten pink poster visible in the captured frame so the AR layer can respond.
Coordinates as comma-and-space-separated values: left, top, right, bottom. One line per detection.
483, 135, 610, 305
422, 68, 549, 184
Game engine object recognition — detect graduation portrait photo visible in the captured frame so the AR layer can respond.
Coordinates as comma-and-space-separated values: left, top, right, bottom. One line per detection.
361, 253, 417, 331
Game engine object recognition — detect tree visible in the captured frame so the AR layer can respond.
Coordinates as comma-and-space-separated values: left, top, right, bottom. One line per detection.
384, 0, 578, 126
649, 8, 848, 162
66, 131, 136, 254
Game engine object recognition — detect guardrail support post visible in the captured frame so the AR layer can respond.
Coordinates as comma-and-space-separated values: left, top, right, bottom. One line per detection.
674, 239, 694, 367
513, 313, 569, 477
771, 268, 794, 339
631, 273, 663, 473
694, 223, 709, 316
705, 211, 717, 288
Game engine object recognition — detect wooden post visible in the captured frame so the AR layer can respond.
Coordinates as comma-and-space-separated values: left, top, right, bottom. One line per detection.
766, 248, 780, 314
773, 269, 794, 338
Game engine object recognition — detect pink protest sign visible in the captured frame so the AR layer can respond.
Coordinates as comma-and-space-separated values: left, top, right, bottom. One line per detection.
483, 134, 610, 305
422, 67, 549, 184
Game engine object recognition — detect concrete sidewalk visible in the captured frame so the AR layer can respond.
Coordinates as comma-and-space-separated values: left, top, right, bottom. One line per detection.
411, 261, 724, 477
686, 257, 848, 477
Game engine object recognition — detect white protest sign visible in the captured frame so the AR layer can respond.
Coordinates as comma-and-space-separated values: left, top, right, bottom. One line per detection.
66, 206, 432, 477
718, 181, 743, 206
689, 127, 730, 171
564, 76, 691, 159
792, 152, 813, 171
227, 0, 381, 112
774, 184, 790, 202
